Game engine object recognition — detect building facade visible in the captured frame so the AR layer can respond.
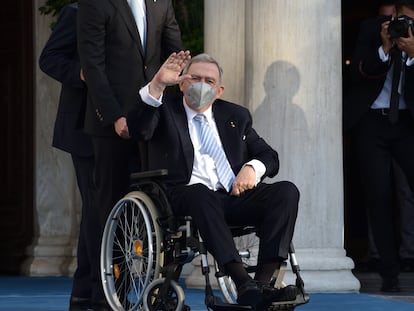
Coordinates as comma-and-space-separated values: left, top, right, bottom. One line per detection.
2, 0, 360, 292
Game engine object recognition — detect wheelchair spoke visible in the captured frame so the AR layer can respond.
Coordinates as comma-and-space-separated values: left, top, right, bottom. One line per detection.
101, 192, 164, 311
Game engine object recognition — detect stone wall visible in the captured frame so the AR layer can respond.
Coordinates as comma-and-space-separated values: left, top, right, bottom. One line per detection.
22, 0, 79, 277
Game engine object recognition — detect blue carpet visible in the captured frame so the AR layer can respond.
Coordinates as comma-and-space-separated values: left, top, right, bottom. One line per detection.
0, 277, 412, 311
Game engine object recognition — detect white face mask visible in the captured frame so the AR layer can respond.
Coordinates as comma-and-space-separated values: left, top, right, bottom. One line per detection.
185, 82, 217, 110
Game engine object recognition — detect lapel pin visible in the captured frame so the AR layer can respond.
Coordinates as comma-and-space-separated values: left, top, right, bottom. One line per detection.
230, 121, 236, 128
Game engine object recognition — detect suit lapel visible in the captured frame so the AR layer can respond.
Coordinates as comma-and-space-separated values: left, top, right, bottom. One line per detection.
109, 0, 145, 57
169, 98, 194, 175
213, 103, 240, 167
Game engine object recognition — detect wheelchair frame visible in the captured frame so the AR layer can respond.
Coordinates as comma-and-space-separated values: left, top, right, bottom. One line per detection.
100, 170, 309, 311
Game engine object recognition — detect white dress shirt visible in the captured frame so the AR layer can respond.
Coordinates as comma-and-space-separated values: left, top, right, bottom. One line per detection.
128, 0, 147, 48
371, 46, 410, 110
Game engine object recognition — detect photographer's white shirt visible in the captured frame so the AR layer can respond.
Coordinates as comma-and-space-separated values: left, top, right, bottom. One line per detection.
370, 47, 410, 109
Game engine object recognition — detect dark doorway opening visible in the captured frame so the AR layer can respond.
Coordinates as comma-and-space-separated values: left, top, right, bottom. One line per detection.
0, 0, 34, 274
342, 0, 375, 267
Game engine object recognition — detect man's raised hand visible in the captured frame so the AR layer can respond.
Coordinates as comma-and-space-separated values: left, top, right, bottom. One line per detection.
149, 51, 191, 98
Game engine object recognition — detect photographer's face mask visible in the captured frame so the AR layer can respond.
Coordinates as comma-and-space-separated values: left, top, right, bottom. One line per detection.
185, 82, 217, 110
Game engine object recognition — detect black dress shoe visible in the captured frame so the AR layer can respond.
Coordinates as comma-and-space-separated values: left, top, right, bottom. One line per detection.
236, 279, 261, 306
261, 285, 298, 303
91, 299, 112, 311
381, 277, 401, 293
401, 258, 414, 272
69, 296, 91, 311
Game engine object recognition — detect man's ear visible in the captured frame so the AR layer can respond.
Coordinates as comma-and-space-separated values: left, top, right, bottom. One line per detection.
179, 80, 185, 92
216, 85, 225, 98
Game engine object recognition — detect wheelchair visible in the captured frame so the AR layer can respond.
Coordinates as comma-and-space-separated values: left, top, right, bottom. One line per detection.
100, 169, 309, 311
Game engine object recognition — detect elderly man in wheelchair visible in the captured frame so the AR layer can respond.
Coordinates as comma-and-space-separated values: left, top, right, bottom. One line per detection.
100, 51, 309, 311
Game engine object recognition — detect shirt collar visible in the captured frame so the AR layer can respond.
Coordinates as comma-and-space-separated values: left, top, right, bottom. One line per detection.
182, 98, 214, 123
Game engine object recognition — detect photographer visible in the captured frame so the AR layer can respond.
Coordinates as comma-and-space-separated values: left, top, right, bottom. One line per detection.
387, 10, 414, 56
345, 0, 414, 293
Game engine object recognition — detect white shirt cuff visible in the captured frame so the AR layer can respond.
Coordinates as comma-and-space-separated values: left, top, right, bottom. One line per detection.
245, 159, 266, 185
378, 46, 389, 62
139, 83, 163, 107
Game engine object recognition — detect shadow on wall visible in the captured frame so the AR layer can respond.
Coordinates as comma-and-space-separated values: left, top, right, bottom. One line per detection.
253, 61, 310, 182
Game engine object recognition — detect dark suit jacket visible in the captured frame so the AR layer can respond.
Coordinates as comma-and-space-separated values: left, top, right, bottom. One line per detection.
39, 3, 93, 157
77, 0, 183, 136
128, 92, 279, 188
344, 17, 414, 131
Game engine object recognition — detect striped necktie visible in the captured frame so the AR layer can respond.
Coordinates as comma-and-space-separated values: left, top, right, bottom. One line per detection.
193, 114, 235, 192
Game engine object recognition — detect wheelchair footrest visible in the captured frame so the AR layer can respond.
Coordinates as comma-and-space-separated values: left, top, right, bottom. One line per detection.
267, 292, 310, 310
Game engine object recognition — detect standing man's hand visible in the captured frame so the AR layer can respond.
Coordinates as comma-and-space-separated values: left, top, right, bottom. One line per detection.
381, 20, 394, 55
114, 117, 130, 139
230, 165, 256, 196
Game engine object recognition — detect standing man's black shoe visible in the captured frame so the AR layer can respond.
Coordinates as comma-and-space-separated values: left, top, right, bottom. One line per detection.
91, 300, 112, 310
69, 296, 91, 311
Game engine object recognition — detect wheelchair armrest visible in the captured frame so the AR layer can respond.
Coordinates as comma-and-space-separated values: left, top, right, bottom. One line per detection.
130, 169, 168, 181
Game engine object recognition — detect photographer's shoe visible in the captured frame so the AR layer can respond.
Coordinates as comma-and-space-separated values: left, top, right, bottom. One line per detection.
381, 277, 400, 293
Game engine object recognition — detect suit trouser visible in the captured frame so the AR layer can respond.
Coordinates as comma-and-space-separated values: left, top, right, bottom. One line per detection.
168, 182, 299, 267
70, 154, 97, 298
393, 162, 414, 259
89, 136, 139, 301
368, 160, 414, 260
355, 109, 414, 279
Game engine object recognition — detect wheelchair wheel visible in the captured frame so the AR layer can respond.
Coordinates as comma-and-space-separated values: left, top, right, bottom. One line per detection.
216, 232, 259, 304
101, 191, 164, 311
142, 278, 185, 311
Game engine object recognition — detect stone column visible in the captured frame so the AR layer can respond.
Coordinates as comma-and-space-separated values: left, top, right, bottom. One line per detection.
184, 0, 246, 289
186, 0, 360, 292
203, 0, 245, 105
21, 0, 80, 276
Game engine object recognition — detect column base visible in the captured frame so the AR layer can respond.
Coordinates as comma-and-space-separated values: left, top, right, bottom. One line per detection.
21, 236, 77, 276
185, 248, 360, 292
185, 254, 218, 289
282, 248, 360, 292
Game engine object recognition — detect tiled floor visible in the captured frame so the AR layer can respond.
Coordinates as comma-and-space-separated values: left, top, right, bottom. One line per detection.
0, 276, 412, 311
354, 271, 414, 304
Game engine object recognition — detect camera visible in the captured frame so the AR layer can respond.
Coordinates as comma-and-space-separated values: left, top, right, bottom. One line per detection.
388, 15, 414, 38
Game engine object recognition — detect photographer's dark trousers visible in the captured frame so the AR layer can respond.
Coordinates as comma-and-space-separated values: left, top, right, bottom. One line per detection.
355, 109, 414, 279
168, 182, 299, 266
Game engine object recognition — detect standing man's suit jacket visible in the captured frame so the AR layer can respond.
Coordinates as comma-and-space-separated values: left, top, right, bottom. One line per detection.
77, 0, 183, 136
128, 92, 280, 187
345, 17, 414, 131
39, 3, 92, 157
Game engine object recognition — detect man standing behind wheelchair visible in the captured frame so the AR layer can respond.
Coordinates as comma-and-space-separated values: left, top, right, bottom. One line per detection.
128, 51, 300, 309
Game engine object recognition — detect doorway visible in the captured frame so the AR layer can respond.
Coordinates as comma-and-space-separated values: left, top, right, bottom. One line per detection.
0, 0, 34, 274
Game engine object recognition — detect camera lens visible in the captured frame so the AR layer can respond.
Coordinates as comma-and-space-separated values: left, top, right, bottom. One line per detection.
388, 15, 413, 38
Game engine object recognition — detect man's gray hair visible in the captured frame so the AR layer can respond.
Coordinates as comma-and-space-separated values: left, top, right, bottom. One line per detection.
182, 53, 223, 81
